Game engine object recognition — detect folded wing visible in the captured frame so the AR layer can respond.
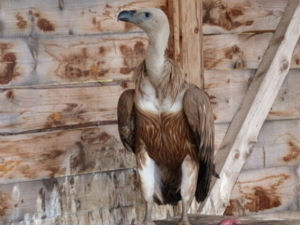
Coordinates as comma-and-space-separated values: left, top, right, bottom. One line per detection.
183, 85, 215, 201
117, 89, 136, 153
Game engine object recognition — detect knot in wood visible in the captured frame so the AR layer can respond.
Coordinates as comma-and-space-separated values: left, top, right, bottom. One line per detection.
280, 59, 289, 72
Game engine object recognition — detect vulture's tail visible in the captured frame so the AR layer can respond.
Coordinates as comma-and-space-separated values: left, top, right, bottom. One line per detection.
195, 160, 216, 202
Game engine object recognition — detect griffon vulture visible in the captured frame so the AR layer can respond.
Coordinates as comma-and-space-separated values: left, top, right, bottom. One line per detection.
117, 8, 216, 225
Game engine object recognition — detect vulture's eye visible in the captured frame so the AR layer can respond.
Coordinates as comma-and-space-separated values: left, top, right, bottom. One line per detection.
144, 12, 151, 18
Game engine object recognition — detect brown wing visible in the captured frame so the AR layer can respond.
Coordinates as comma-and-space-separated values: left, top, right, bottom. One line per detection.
117, 89, 136, 153
183, 85, 216, 202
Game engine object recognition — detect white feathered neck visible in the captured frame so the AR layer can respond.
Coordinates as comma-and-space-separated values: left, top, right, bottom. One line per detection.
145, 22, 170, 85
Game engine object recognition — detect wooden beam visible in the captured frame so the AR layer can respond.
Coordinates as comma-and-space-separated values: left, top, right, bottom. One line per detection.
168, 0, 203, 87
201, 0, 300, 215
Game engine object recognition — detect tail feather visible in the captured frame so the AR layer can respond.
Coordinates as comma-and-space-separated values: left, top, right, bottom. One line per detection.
195, 160, 214, 202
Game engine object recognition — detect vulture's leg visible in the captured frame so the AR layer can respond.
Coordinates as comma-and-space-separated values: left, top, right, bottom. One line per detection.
137, 149, 157, 225
179, 155, 198, 225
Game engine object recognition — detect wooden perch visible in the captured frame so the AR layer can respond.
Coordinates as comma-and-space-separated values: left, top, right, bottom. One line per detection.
201, 0, 300, 215
155, 215, 300, 225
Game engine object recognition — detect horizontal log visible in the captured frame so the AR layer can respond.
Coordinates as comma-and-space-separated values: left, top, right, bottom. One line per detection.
1, 34, 299, 87
0, 34, 148, 87
0, 120, 223, 183
0, 0, 166, 37
0, 125, 135, 184
0, 169, 139, 224
0, 84, 132, 133
205, 70, 300, 123
225, 166, 300, 216
0, 118, 297, 185
0, 69, 298, 133
245, 119, 300, 170
203, 0, 288, 34
203, 34, 299, 69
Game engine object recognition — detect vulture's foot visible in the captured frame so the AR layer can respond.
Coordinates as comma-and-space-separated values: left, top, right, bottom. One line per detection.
177, 219, 191, 225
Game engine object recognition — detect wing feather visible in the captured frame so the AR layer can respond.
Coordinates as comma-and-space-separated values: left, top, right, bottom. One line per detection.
183, 85, 216, 202
117, 89, 135, 153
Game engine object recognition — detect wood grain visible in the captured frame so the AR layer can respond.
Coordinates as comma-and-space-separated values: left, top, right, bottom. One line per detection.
0, 119, 297, 186
2, 33, 298, 87
0, 34, 148, 87
0, 169, 139, 224
244, 119, 300, 170
203, 0, 288, 34
203, 34, 300, 70
168, 0, 203, 87
0, 69, 298, 133
6, 214, 300, 225
0, 0, 167, 37
0, 39, 34, 86
225, 166, 300, 216
1, 166, 298, 224
205, 70, 300, 123
35, 34, 148, 84
202, 0, 300, 214
0, 84, 132, 133
0, 125, 135, 184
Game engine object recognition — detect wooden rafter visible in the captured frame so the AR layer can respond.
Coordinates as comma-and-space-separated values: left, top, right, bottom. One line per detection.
201, 0, 300, 215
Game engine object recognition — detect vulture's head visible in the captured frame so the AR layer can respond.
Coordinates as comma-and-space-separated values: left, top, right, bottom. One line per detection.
118, 8, 169, 37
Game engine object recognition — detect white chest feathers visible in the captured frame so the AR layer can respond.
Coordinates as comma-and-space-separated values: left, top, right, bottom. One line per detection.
135, 76, 185, 114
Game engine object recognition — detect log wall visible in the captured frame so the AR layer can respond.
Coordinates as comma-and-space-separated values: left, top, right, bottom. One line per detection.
0, 0, 299, 224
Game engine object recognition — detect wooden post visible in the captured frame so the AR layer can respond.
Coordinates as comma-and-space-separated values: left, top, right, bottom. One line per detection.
168, 0, 203, 88
201, 0, 300, 215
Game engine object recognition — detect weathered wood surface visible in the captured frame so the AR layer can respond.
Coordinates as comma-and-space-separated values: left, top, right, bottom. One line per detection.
216, 119, 300, 171
0, 119, 298, 190
1, 34, 299, 87
202, 0, 300, 215
0, 39, 35, 86
205, 70, 300, 123
0, 166, 298, 225
0, 125, 135, 184
0, 0, 167, 37
204, 34, 300, 69
0, 34, 147, 87
0, 169, 139, 225
156, 215, 300, 225
0, 0, 292, 37
203, 0, 288, 34
1, 70, 298, 134
0, 84, 133, 134
244, 119, 300, 170
0, 168, 179, 225
225, 166, 300, 216
168, 0, 203, 86
35, 34, 147, 84
0, 123, 224, 184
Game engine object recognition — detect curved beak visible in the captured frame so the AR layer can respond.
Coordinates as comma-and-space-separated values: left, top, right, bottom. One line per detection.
118, 10, 136, 22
